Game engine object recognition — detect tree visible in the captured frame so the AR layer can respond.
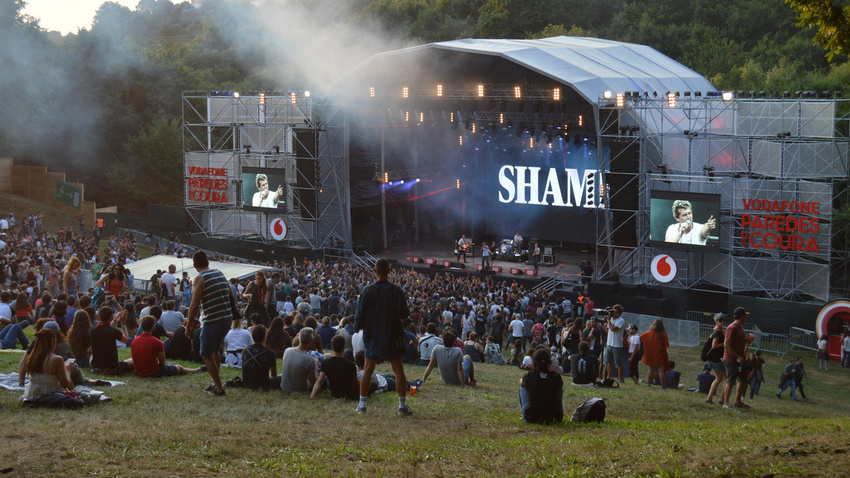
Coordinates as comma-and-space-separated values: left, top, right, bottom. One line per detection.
786, 0, 850, 60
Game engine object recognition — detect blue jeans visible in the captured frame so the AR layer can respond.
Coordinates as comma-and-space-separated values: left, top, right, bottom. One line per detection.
843, 350, 850, 368
0, 324, 28, 349
462, 357, 472, 381
519, 386, 564, 424
777, 380, 797, 400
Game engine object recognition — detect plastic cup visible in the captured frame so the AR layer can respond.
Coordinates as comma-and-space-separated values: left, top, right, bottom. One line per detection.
410, 386, 417, 397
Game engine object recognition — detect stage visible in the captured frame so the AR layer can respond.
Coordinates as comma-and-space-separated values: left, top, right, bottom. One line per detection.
373, 239, 596, 287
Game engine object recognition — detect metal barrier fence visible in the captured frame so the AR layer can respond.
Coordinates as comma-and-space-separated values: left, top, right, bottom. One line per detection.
789, 327, 819, 351
696, 316, 797, 359
622, 312, 700, 347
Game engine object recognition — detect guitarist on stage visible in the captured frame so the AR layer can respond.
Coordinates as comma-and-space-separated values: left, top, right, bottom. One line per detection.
457, 235, 471, 263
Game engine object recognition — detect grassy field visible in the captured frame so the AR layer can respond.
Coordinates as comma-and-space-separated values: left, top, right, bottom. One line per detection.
1, 342, 849, 477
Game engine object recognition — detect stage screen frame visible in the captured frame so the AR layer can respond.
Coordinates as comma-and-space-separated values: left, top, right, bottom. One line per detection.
242, 167, 287, 213
649, 190, 721, 253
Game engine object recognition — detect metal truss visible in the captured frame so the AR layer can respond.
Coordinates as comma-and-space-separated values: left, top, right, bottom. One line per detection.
596, 97, 850, 302
182, 92, 350, 250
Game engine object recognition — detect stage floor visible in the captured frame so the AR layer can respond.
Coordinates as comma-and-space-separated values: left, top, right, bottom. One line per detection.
374, 240, 596, 284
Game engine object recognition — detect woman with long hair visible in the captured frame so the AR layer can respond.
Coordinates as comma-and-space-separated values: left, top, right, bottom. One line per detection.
96, 264, 126, 298
265, 316, 291, 358
242, 271, 269, 326
565, 318, 583, 356
67, 310, 92, 368
14, 290, 34, 326
519, 347, 564, 424
21, 329, 77, 406
63, 256, 82, 297
640, 319, 670, 388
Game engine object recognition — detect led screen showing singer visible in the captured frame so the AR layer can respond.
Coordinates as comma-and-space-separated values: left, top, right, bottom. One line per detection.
649, 191, 721, 252
242, 167, 286, 212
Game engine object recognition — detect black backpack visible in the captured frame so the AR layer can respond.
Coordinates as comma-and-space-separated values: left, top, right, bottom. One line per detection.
571, 396, 606, 423
700, 335, 713, 362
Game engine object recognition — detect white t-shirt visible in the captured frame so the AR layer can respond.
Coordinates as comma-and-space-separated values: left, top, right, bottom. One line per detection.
509, 319, 525, 337
629, 334, 641, 354
160, 272, 177, 297
666, 223, 707, 245
352, 330, 365, 355
0, 302, 12, 320
252, 190, 279, 208
843, 336, 850, 352
606, 317, 625, 348
224, 328, 252, 352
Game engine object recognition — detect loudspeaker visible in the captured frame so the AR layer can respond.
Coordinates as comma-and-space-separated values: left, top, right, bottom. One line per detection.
607, 140, 639, 247
429, 264, 445, 270
294, 129, 318, 220
448, 262, 466, 269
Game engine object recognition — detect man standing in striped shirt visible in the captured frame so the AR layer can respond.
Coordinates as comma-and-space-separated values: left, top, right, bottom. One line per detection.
187, 250, 233, 396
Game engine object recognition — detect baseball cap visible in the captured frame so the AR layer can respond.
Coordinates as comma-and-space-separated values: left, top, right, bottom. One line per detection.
42, 320, 60, 332
713, 313, 726, 322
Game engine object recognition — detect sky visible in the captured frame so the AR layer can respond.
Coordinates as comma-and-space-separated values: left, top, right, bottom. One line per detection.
23, 0, 174, 34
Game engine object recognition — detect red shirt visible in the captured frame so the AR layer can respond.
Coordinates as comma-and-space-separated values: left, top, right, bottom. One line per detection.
722, 321, 745, 362
131, 333, 164, 377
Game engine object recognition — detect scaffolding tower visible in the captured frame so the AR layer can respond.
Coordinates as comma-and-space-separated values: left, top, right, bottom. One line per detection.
182, 92, 350, 250
597, 95, 850, 302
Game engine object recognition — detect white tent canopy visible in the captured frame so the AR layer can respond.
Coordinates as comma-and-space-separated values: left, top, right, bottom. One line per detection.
125, 255, 271, 292
358, 36, 715, 104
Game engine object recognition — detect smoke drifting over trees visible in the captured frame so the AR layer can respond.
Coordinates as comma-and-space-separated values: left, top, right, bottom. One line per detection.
0, 0, 846, 208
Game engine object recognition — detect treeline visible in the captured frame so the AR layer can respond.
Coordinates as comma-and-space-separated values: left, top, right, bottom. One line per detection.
0, 0, 845, 208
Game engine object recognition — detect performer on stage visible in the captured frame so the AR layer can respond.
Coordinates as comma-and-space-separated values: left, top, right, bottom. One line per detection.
513, 231, 523, 251
482, 243, 491, 269
664, 200, 715, 245
457, 235, 470, 263
252, 174, 284, 208
532, 243, 540, 272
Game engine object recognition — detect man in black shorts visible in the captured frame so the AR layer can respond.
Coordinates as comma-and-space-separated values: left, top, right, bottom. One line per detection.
721, 307, 750, 409
354, 257, 412, 415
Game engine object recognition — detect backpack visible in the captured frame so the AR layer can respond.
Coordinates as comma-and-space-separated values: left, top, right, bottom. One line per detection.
594, 378, 619, 388
700, 336, 713, 362
571, 396, 606, 423
91, 287, 106, 310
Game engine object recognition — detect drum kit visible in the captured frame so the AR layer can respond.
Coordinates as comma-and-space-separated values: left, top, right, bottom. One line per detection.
496, 238, 527, 262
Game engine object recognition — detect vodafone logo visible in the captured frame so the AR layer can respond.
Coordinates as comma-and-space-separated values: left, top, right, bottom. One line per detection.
650, 254, 677, 283
269, 218, 288, 240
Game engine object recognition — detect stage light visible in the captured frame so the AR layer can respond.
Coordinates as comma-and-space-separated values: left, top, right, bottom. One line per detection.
478, 84, 484, 97
436, 84, 443, 97
499, 113, 504, 124
450, 112, 455, 123
722, 91, 734, 101
554, 88, 561, 100
695, 91, 702, 97
304, 91, 310, 97
419, 112, 424, 123
456, 179, 461, 189
459, 136, 463, 146
403, 87, 409, 98
400, 180, 405, 184
383, 172, 389, 183
233, 92, 240, 98
616, 93, 625, 108
667, 92, 677, 108
529, 137, 534, 148
215, 90, 220, 95
245, 146, 251, 154
370, 87, 375, 98
290, 91, 297, 104
514, 86, 522, 98
603, 91, 612, 100
405, 111, 410, 122
273, 146, 280, 154
259, 93, 266, 104
471, 123, 476, 133
416, 178, 420, 182
578, 115, 583, 127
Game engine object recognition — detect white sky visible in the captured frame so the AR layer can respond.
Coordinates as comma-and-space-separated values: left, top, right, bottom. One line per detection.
23, 0, 176, 35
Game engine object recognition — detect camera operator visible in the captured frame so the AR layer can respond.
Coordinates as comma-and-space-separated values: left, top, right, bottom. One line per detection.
603, 305, 625, 384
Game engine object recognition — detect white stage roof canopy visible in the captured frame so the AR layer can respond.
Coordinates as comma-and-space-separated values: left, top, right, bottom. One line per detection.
125, 255, 271, 290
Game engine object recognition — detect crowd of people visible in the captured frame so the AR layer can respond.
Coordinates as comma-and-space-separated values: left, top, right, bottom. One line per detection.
0, 215, 833, 421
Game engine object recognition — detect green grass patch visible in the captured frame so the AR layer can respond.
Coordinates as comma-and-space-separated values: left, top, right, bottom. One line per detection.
1, 342, 849, 477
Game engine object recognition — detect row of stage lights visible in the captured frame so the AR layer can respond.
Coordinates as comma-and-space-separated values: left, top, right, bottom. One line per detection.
185, 90, 311, 104
603, 89, 844, 108
371, 85, 562, 100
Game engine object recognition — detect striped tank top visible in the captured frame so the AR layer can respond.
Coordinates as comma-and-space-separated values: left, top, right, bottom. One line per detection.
199, 269, 232, 323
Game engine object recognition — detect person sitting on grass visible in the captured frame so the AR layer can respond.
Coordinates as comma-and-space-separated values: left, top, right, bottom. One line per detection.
519, 347, 564, 424
484, 335, 505, 365
697, 363, 714, 394
652, 360, 682, 389
569, 341, 599, 385
353, 351, 422, 395
89, 305, 134, 376
420, 329, 475, 388
241, 324, 279, 391
223, 317, 253, 367
280, 327, 318, 393
509, 339, 523, 367
311, 335, 359, 400
131, 315, 201, 378
520, 341, 539, 370
21, 328, 82, 408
